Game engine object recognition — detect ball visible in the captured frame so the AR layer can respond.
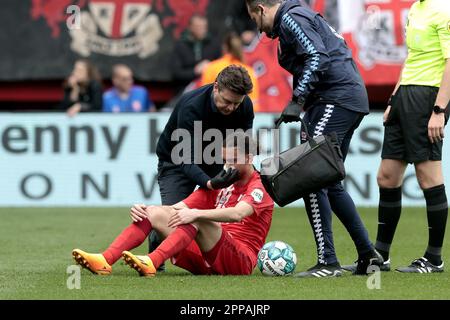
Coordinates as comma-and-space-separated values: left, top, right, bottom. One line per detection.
257, 241, 297, 276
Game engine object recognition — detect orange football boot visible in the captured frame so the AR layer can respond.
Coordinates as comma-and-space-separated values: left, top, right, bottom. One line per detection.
72, 249, 112, 275
122, 251, 156, 277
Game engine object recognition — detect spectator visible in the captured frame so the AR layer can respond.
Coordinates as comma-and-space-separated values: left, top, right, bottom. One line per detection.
61, 59, 102, 117
240, 30, 258, 46
103, 64, 155, 113
224, 0, 258, 45
171, 14, 222, 95
200, 32, 260, 111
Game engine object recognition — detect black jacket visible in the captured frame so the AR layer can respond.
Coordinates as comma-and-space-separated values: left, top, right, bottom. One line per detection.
272, 0, 369, 113
156, 84, 254, 188
171, 31, 221, 88
60, 80, 103, 112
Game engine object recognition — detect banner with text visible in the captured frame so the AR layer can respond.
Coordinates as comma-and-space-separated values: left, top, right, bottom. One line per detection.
1, 113, 449, 207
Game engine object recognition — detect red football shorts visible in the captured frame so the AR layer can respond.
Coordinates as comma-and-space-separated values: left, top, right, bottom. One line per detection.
170, 229, 255, 275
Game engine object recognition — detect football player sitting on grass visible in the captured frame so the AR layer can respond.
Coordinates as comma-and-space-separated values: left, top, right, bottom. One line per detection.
72, 132, 274, 276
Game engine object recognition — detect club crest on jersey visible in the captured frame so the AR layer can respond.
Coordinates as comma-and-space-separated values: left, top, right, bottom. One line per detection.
251, 189, 264, 203
215, 186, 234, 208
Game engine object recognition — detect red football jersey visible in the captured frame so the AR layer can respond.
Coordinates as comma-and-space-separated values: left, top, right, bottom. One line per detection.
182, 170, 274, 261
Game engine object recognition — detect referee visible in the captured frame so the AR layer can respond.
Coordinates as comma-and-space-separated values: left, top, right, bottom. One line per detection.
150, 65, 255, 270
373, 0, 450, 273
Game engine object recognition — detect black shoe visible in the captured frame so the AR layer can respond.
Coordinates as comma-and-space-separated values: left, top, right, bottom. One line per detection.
157, 263, 166, 272
294, 262, 342, 278
149, 231, 165, 272
396, 257, 444, 273
347, 250, 384, 275
342, 258, 391, 273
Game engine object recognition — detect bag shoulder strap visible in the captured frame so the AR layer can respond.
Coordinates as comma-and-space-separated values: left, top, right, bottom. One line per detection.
299, 116, 319, 148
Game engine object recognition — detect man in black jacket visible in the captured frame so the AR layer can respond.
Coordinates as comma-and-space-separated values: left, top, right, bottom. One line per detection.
150, 65, 255, 270
246, 0, 383, 277
171, 14, 222, 95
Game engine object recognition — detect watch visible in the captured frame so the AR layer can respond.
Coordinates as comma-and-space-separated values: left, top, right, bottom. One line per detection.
433, 105, 446, 114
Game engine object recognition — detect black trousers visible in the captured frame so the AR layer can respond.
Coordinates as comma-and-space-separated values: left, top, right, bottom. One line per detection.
148, 160, 197, 253
300, 104, 372, 264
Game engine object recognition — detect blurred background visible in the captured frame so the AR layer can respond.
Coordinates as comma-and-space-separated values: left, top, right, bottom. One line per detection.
0, 0, 411, 112
3, 0, 445, 208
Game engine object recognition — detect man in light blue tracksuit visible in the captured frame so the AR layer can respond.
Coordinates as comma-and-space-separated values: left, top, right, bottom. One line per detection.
246, 0, 384, 277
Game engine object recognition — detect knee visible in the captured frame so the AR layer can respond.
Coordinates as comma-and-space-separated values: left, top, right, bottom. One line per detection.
376, 172, 389, 188
377, 171, 400, 189
328, 183, 344, 194
147, 206, 169, 229
416, 174, 443, 190
414, 162, 444, 190
192, 220, 215, 233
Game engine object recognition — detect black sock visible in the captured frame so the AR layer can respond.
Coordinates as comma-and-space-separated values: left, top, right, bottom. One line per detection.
359, 249, 376, 260
423, 185, 448, 266
375, 187, 402, 261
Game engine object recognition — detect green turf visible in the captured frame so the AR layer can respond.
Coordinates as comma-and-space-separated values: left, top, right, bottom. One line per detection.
0, 207, 449, 300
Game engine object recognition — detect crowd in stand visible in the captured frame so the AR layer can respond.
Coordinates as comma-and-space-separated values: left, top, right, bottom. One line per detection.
61, 15, 260, 116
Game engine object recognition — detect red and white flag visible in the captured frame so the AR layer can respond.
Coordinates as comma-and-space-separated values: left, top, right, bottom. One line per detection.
337, 0, 416, 85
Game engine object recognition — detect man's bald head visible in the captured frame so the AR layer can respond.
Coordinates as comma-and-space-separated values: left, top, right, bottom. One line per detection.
112, 64, 134, 93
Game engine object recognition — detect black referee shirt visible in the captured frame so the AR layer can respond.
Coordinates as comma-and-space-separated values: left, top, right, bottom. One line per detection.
156, 84, 254, 188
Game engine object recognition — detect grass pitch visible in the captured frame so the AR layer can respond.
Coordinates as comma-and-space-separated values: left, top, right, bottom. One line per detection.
0, 207, 449, 300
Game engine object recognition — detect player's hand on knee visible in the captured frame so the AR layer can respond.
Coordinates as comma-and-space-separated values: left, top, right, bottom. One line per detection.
168, 208, 197, 228
130, 204, 148, 222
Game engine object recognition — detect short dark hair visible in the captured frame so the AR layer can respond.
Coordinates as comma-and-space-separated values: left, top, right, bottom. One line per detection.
245, 0, 282, 12
224, 131, 258, 156
216, 65, 253, 96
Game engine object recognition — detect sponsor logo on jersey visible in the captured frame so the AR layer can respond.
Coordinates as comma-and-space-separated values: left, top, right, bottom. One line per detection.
251, 189, 264, 203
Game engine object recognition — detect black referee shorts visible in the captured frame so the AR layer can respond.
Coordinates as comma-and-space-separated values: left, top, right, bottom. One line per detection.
381, 85, 449, 164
